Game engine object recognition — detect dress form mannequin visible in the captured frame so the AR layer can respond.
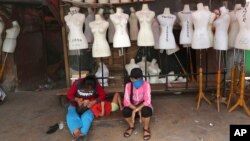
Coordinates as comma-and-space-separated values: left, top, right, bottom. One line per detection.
108, 9, 115, 43
137, 56, 150, 75
235, 1, 250, 50
110, 7, 131, 48
129, 7, 139, 41
213, 6, 230, 50
95, 62, 109, 87
148, 58, 161, 84
177, 4, 193, 46
2, 21, 20, 53
191, 3, 211, 49
125, 58, 140, 75
157, 8, 177, 49
136, 4, 155, 46
204, 6, 216, 47
89, 14, 111, 57
152, 18, 161, 49
64, 7, 88, 50
228, 4, 242, 48
0, 17, 4, 48
84, 8, 95, 43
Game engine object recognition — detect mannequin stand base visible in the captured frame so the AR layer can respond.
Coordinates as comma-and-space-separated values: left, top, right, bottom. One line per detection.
228, 98, 250, 117
228, 70, 250, 117
196, 67, 211, 110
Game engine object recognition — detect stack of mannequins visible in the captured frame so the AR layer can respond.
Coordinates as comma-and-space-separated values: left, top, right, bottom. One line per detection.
0, 18, 21, 102
64, 0, 250, 87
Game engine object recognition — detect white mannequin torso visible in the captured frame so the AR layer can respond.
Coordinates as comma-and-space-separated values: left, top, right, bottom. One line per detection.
125, 58, 140, 75
64, 7, 88, 50
213, 6, 230, 50
110, 7, 131, 48
108, 9, 115, 43
129, 7, 139, 41
95, 62, 109, 87
84, 8, 95, 43
228, 4, 242, 48
177, 5, 193, 46
0, 17, 4, 48
157, 8, 177, 49
2, 21, 20, 53
235, 2, 250, 50
110, 0, 119, 3
121, 0, 131, 3
89, 15, 111, 57
137, 56, 150, 75
191, 3, 211, 49
152, 18, 161, 49
136, 4, 155, 46
148, 58, 161, 84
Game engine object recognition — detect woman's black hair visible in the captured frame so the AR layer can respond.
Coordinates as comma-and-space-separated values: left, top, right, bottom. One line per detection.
78, 75, 97, 90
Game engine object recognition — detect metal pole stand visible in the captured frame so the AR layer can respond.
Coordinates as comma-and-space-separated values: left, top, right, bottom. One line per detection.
227, 49, 238, 108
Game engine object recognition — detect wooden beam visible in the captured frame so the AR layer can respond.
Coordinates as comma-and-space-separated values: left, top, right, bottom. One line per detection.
59, 1, 70, 87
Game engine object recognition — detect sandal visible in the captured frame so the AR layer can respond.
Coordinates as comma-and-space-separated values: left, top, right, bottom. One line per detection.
143, 128, 151, 140
123, 127, 135, 137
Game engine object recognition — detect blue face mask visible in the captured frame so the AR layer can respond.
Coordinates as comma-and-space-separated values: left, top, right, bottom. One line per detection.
133, 79, 144, 89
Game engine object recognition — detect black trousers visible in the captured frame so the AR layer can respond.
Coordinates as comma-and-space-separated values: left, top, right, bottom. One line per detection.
122, 106, 152, 118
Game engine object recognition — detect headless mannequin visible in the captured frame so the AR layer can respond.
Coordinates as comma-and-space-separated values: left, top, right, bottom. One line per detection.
228, 4, 242, 48
213, 6, 230, 50
84, 8, 95, 43
177, 4, 193, 46
95, 62, 109, 87
157, 8, 177, 49
136, 4, 155, 46
89, 14, 111, 57
0, 17, 4, 48
205, 6, 216, 47
110, 7, 131, 48
64, 7, 88, 50
108, 9, 115, 43
2, 21, 20, 53
191, 3, 211, 49
137, 56, 150, 75
129, 7, 139, 41
125, 58, 140, 75
235, 1, 250, 50
148, 58, 161, 84
152, 18, 161, 49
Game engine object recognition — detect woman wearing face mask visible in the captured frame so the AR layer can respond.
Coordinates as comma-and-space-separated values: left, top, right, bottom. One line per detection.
122, 68, 153, 140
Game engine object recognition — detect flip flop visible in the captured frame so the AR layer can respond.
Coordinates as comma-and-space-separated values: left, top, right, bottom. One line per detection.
143, 128, 151, 140
123, 127, 135, 137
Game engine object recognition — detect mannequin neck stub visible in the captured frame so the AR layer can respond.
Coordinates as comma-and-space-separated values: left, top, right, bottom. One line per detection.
163, 8, 170, 15
116, 7, 123, 14
142, 4, 149, 11
95, 14, 103, 21
197, 3, 204, 11
183, 4, 190, 12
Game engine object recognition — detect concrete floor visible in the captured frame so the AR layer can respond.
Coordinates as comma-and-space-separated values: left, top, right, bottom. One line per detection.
0, 89, 249, 141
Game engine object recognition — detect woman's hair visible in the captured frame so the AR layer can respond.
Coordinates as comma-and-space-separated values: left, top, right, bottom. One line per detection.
79, 75, 97, 90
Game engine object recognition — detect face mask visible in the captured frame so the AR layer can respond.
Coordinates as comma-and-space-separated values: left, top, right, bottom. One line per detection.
133, 79, 144, 89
